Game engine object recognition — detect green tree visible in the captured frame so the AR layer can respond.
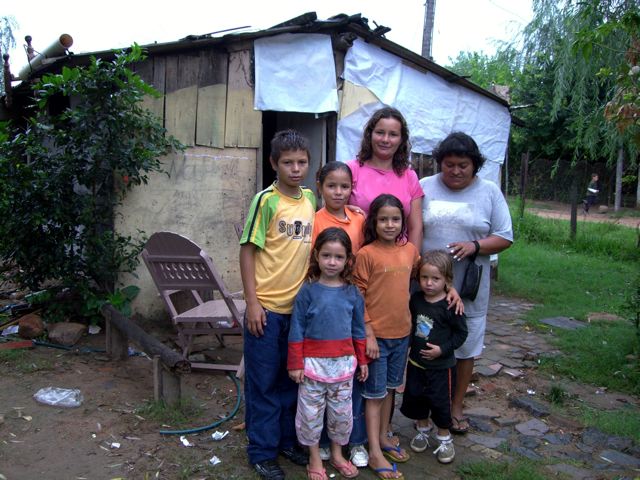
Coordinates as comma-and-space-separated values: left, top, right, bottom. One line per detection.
0, 45, 182, 315
0, 15, 18, 94
522, 0, 637, 163
447, 47, 522, 91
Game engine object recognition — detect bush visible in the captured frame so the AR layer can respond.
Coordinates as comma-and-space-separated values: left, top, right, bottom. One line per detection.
0, 45, 182, 317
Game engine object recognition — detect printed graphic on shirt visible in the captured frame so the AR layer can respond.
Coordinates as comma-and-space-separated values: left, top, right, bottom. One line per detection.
415, 314, 433, 339
278, 218, 312, 241
424, 200, 474, 225
384, 265, 412, 274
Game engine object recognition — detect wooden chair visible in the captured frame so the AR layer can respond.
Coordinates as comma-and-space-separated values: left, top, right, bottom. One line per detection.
142, 231, 245, 373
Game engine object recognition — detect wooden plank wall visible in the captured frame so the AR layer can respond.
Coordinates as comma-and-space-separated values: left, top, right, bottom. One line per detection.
165, 53, 199, 146
196, 50, 228, 148
134, 58, 166, 121
225, 50, 261, 148
134, 46, 262, 150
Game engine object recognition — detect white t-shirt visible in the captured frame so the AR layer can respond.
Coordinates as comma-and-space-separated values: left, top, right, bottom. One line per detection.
420, 174, 513, 317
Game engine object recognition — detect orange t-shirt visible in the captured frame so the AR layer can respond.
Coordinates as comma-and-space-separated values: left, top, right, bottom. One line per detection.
354, 240, 420, 338
312, 208, 365, 253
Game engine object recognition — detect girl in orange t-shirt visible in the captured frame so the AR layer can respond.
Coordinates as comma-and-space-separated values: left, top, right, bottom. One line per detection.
312, 162, 365, 253
354, 193, 420, 479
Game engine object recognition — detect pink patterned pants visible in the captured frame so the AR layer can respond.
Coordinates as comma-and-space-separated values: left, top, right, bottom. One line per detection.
295, 377, 353, 446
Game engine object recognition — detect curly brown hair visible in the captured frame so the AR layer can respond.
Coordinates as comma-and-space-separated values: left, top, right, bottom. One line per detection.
356, 106, 411, 175
307, 227, 354, 284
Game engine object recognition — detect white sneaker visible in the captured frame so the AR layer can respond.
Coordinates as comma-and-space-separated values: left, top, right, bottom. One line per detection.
433, 435, 455, 464
319, 447, 331, 461
410, 427, 431, 453
349, 444, 369, 468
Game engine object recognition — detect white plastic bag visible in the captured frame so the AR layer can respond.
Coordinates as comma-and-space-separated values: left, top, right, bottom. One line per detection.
33, 387, 84, 407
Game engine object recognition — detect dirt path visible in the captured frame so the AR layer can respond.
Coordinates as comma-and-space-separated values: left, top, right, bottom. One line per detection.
524, 199, 639, 228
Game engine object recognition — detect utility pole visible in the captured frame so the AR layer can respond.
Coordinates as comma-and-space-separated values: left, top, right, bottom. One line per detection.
422, 0, 436, 60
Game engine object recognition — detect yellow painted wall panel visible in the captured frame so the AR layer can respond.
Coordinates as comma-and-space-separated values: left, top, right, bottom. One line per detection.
165, 86, 198, 146
339, 80, 380, 120
196, 84, 227, 148
225, 89, 261, 148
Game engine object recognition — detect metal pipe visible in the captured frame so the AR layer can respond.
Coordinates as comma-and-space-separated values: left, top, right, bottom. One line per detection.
18, 34, 73, 80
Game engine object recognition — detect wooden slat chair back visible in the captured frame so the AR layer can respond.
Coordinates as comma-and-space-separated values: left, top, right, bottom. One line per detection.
142, 231, 245, 372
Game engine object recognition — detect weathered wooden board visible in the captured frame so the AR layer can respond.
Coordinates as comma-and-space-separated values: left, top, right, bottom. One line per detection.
339, 80, 380, 120
196, 50, 228, 148
225, 50, 261, 148
135, 57, 166, 123
165, 54, 200, 146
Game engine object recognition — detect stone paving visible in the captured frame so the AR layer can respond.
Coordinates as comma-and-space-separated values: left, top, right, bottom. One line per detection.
368, 295, 640, 480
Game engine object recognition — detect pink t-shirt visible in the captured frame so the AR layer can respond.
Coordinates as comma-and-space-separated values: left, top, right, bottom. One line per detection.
347, 159, 424, 216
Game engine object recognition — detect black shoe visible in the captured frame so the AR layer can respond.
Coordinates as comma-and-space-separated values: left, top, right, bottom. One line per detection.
279, 445, 309, 465
253, 459, 285, 480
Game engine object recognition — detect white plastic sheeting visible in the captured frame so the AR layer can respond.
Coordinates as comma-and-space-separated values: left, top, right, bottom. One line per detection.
337, 39, 511, 184
254, 33, 339, 113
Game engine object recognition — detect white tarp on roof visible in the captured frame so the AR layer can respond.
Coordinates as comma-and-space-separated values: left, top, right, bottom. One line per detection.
254, 33, 339, 113
338, 39, 511, 184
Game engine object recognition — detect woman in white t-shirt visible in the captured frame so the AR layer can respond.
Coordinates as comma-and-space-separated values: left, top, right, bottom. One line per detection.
420, 132, 513, 434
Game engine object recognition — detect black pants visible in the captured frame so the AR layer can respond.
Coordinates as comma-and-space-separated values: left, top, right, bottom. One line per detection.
583, 194, 597, 212
400, 363, 456, 430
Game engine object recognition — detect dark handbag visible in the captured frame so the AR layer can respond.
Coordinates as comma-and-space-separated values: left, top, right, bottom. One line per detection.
459, 251, 483, 301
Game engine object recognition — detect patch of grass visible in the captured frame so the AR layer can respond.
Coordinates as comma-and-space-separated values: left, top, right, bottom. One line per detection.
511, 209, 639, 262
580, 405, 640, 443
457, 458, 549, 480
135, 398, 204, 427
494, 222, 639, 396
538, 320, 640, 395
527, 201, 557, 210
0, 348, 52, 374
494, 240, 634, 322
547, 384, 568, 405
610, 208, 640, 218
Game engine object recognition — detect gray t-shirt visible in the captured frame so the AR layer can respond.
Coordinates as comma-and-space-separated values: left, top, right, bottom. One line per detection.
420, 174, 513, 317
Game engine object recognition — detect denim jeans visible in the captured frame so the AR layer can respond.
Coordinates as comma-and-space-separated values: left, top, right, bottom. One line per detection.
244, 310, 298, 464
363, 336, 410, 399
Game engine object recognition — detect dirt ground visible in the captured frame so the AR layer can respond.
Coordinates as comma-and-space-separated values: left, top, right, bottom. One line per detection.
524, 199, 639, 228
0, 329, 253, 480
1, 306, 638, 480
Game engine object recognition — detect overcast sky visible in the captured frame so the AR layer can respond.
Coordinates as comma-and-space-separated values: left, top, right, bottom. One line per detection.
6, 0, 532, 73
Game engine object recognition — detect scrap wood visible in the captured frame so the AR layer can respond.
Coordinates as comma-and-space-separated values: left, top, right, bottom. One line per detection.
0, 340, 33, 350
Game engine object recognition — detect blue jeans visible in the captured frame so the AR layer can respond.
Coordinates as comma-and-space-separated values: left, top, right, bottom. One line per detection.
244, 310, 298, 464
319, 373, 367, 447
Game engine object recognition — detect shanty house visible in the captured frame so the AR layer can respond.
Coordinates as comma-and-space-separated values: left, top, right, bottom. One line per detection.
7, 12, 512, 319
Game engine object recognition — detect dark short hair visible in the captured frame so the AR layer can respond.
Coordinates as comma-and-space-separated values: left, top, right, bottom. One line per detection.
357, 107, 411, 175
317, 161, 352, 185
362, 194, 407, 246
307, 227, 354, 283
270, 129, 310, 164
433, 132, 485, 175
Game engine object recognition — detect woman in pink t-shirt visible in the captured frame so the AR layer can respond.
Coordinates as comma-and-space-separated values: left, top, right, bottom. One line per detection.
347, 107, 424, 249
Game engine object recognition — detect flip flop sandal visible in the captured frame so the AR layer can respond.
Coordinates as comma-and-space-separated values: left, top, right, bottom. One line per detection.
369, 463, 404, 479
306, 465, 328, 480
330, 459, 359, 478
451, 416, 470, 434
386, 430, 400, 447
381, 445, 410, 463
